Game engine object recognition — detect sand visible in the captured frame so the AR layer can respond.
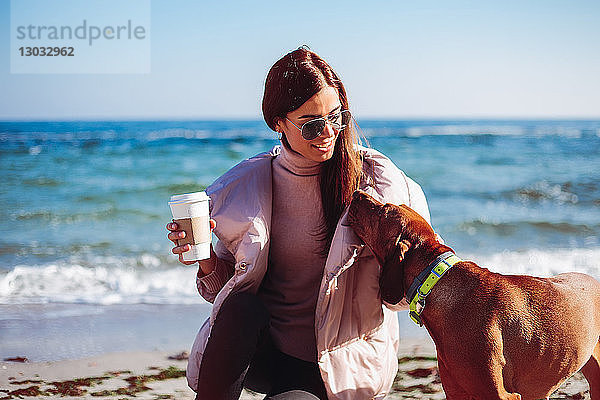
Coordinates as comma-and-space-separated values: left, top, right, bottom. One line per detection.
0, 337, 591, 400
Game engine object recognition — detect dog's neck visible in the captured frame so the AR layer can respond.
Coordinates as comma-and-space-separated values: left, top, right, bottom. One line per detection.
402, 239, 455, 296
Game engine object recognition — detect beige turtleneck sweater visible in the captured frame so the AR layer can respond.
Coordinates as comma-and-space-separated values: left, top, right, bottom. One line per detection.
258, 144, 327, 362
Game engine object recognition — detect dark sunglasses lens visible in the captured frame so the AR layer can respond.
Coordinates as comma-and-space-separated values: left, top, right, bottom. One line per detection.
302, 119, 326, 140
341, 110, 351, 126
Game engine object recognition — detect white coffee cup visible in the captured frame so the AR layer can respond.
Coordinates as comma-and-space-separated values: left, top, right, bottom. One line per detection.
168, 191, 211, 261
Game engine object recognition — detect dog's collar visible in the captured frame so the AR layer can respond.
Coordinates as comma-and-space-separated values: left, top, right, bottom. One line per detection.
406, 251, 462, 327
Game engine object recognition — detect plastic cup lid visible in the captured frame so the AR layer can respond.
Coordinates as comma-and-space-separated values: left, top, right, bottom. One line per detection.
169, 191, 209, 204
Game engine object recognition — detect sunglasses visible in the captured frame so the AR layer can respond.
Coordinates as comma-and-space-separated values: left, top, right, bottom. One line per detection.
286, 110, 351, 141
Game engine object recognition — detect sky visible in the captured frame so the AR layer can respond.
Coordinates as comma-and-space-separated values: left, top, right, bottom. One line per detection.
1, 0, 599, 120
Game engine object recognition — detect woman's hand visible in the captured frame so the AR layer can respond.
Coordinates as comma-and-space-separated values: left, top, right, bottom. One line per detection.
167, 219, 218, 274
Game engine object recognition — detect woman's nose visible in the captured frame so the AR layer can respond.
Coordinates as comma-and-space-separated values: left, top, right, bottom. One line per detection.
322, 121, 336, 138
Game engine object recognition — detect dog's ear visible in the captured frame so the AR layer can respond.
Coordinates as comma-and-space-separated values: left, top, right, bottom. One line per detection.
379, 239, 410, 304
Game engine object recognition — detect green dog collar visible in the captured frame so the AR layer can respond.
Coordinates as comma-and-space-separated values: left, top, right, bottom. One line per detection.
407, 251, 462, 326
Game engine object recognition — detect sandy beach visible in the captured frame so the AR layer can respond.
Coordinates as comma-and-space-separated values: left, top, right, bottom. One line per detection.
1, 336, 591, 400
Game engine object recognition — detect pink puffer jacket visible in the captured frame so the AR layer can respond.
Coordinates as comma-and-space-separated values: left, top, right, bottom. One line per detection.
187, 145, 431, 399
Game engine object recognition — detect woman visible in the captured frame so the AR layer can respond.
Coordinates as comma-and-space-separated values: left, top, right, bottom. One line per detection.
166, 47, 432, 400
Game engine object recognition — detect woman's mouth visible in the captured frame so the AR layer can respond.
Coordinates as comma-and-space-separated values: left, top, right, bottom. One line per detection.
312, 140, 334, 152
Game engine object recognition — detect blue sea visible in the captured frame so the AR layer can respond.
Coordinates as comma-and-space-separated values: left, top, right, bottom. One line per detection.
1, 119, 599, 361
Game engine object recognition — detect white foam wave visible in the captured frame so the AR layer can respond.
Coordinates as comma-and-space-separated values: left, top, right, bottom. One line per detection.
405, 125, 526, 137
2, 248, 599, 305
0, 256, 206, 305
360, 124, 597, 138
463, 248, 600, 279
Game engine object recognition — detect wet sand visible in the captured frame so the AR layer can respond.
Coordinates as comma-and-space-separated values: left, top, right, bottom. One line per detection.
0, 338, 590, 399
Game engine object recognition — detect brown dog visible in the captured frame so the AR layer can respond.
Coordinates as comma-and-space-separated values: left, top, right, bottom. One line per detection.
347, 190, 600, 400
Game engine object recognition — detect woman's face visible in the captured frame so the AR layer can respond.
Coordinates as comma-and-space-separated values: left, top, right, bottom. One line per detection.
278, 86, 342, 163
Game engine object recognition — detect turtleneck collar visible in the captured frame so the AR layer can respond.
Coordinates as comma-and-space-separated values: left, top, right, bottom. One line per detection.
276, 143, 322, 176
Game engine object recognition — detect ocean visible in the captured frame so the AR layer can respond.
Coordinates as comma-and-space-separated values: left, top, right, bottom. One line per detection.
1, 119, 599, 361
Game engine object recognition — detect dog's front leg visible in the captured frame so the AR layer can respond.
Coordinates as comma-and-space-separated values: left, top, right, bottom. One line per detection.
437, 356, 472, 399
437, 350, 522, 400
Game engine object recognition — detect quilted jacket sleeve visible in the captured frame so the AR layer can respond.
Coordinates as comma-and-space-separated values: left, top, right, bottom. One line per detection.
195, 240, 235, 303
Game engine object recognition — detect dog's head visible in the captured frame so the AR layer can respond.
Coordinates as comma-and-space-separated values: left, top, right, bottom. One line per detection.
348, 190, 438, 304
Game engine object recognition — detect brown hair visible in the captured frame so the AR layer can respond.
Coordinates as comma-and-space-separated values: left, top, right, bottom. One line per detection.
262, 46, 363, 251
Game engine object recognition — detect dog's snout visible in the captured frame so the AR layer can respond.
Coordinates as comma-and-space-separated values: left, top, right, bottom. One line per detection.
348, 191, 369, 229
350, 191, 372, 213
352, 190, 370, 204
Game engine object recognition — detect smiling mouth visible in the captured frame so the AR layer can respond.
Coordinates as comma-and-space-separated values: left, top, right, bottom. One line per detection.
312, 141, 334, 151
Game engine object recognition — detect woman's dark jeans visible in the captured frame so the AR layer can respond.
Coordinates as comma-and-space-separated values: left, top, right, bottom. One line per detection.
196, 292, 328, 400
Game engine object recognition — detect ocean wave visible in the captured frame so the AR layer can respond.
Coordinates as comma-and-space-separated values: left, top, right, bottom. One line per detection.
505, 180, 599, 205
0, 242, 111, 259
0, 254, 204, 305
22, 177, 62, 187
11, 206, 162, 223
464, 248, 600, 279
0, 123, 275, 147
458, 219, 597, 236
110, 182, 207, 197
514, 182, 579, 204
359, 122, 600, 138
1, 249, 599, 305
404, 125, 525, 137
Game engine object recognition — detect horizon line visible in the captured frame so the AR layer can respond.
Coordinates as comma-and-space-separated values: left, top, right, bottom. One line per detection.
2, 116, 600, 123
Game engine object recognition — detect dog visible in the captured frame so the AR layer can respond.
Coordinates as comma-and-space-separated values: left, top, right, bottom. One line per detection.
347, 190, 600, 400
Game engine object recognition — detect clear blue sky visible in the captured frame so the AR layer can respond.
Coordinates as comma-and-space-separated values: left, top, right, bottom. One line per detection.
1, 0, 599, 120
